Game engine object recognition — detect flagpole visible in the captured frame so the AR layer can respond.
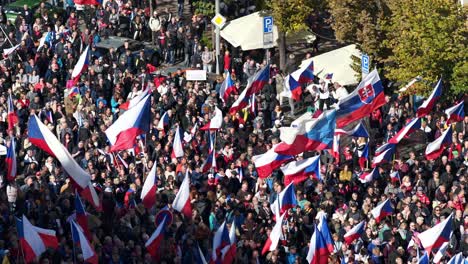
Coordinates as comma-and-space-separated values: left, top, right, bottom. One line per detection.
70, 221, 77, 264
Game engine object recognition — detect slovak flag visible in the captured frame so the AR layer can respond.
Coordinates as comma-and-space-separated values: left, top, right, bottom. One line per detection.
221, 222, 236, 264
120, 89, 149, 110
145, 216, 168, 257
7, 94, 18, 131
306, 225, 330, 264
390, 171, 400, 183
141, 162, 159, 209
425, 126, 452, 160
372, 145, 395, 168
445, 101, 465, 124
291, 60, 314, 83
343, 221, 366, 245
229, 85, 251, 114
28, 115, 100, 209
6, 137, 17, 182
252, 145, 294, 179
335, 121, 369, 138
16, 215, 58, 263
75, 191, 91, 240
261, 212, 286, 255
245, 64, 270, 97
171, 127, 184, 159
388, 117, 421, 144
70, 220, 98, 264
416, 78, 442, 118
157, 111, 170, 131
371, 199, 394, 223
270, 182, 298, 217
317, 214, 335, 253
417, 213, 453, 253
219, 72, 237, 103
105, 94, 151, 152
359, 168, 379, 183
284, 74, 302, 101
418, 252, 429, 264
211, 221, 231, 263
71, 46, 90, 85
281, 155, 321, 186
200, 107, 223, 130
172, 170, 192, 218
358, 143, 369, 170
336, 69, 386, 128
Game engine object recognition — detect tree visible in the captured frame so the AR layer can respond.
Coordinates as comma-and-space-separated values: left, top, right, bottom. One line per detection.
268, 0, 313, 70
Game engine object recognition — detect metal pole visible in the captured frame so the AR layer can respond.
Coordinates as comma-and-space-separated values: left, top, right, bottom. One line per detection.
215, 0, 220, 75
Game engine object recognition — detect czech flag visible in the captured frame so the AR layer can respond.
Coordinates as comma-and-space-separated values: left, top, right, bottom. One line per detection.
343, 221, 366, 245
171, 127, 184, 159
141, 162, 158, 209
202, 133, 217, 173
172, 170, 192, 218
281, 155, 321, 186
16, 215, 58, 263
291, 60, 314, 83
157, 111, 170, 131
358, 143, 369, 170
253, 146, 294, 179
317, 214, 335, 253
229, 85, 251, 114
275, 110, 336, 156
284, 74, 302, 101
219, 72, 237, 103
7, 94, 18, 131
416, 78, 442, 118
417, 213, 453, 254
270, 182, 297, 217
145, 216, 168, 257
306, 225, 330, 264
71, 46, 90, 85
211, 221, 231, 263
372, 145, 395, 168
388, 117, 421, 144
75, 191, 91, 240
261, 213, 286, 255
359, 168, 379, 184
418, 252, 429, 264
221, 222, 236, 264
70, 220, 98, 264
390, 171, 400, 183
331, 135, 340, 164
325, 73, 333, 80
120, 89, 149, 110
445, 101, 465, 124
105, 94, 151, 152
336, 69, 386, 128
124, 188, 135, 208
245, 64, 270, 97
335, 121, 369, 138
200, 107, 223, 130
433, 242, 449, 264
425, 126, 452, 160
6, 138, 17, 182
371, 198, 393, 223
28, 115, 100, 209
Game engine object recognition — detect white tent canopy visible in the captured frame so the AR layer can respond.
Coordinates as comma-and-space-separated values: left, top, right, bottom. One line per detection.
298, 44, 361, 86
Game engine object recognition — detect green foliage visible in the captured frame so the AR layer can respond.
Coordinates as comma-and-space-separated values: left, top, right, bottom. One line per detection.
193, 1, 215, 17
200, 35, 213, 50
267, 0, 313, 34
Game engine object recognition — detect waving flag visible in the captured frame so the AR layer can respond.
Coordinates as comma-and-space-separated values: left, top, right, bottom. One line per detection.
172, 170, 192, 218
375, 142, 395, 156
245, 64, 270, 96
281, 156, 321, 185
141, 162, 158, 209
195, 243, 208, 264
253, 146, 294, 179
271, 182, 297, 217
145, 216, 167, 257
417, 78, 442, 118
221, 222, 236, 264
70, 220, 98, 264
418, 252, 429, 264
249, 93, 257, 116
28, 115, 100, 209
67, 86, 80, 98
7, 94, 18, 131
261, 212, 286, 255
3, 44, 20, 57
275, 110, 336, 156
425, 126, 452, 160
344, 221, 366, 245
291, 60, 314, 83
200, 107, 223, 130
335, 121, 369, 138
445, 101, 465, 124
331, 135, 340, 164
37, 32, 50, 51
372, 145, 395, 167
358, 143, 369, 170
202, 133, 217, 173
317, 214, 334, 253
389, 118, 421, 144
390, 171, 400, 183
17, 215, 58, 263
120, 89, 149, 110
105, 94, 151, 152
75, 191, 90, 240
71, 46, 90, 85
359, 168, 379, 183
371, 199, 393, 223
418, 213, 453, 253
211, 221, 231, 263
283, 75, 302, 101
446, 252, 466, 264
433, 242, 449, 263
157, 111, 170, 131
6, 138, 16, 182
325, 73, 333, 80
171, 127, 184, 159
229, 85, 251, 114
336, 69, 386, 128
306, 225, 330, 264
219, 72, 237, 102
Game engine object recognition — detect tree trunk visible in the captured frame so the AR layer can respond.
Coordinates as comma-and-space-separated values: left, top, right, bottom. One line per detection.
278, 31, 287, 71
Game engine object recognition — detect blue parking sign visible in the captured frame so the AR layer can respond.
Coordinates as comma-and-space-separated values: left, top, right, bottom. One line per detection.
263, 16, 273, 33
361, 54, 370, 74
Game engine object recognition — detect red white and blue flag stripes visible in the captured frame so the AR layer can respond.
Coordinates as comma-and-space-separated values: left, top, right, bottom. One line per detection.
359, 168, 379, 183
388, 117, 421, 144
425, 126, 452, 160
7, 93, 18, 131
211, 221, 231, 263
372, 144, 396, 168
317, 214, 334, 253
417, 251, 429, 264
120, 88, 149, 110
220, 222, 236, 264
145, 216, 168, 257
417, 213, 453, 254
344, 221, 366, 245
306, 225, 330, 264
291, 60, 314, 83
201, 107, 223, 130
6, 137, 17, 182
262, 212, 286, 255
70, 220, 98, 264
71, 46, 90, 85
253, 145, 294, 179
141, 161, 159, 209
281, 155, 321, 186
284, 74, 303, 101
335, 121, 369, 138
445, 101, 465, 124
219, 72, 237, 103
358, 143, 369, 170
416, 78, 443, 118
16, 215, 58, 263
172, 170, 192, 218
271, 182, 297, 217
371, 198, 394, 223
74, 191, 91, 240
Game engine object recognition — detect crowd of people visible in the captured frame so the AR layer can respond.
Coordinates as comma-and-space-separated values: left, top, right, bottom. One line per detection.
0, 0, 467, 263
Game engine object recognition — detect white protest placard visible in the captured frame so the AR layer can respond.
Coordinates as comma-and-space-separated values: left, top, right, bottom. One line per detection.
186, 70, 207, 81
